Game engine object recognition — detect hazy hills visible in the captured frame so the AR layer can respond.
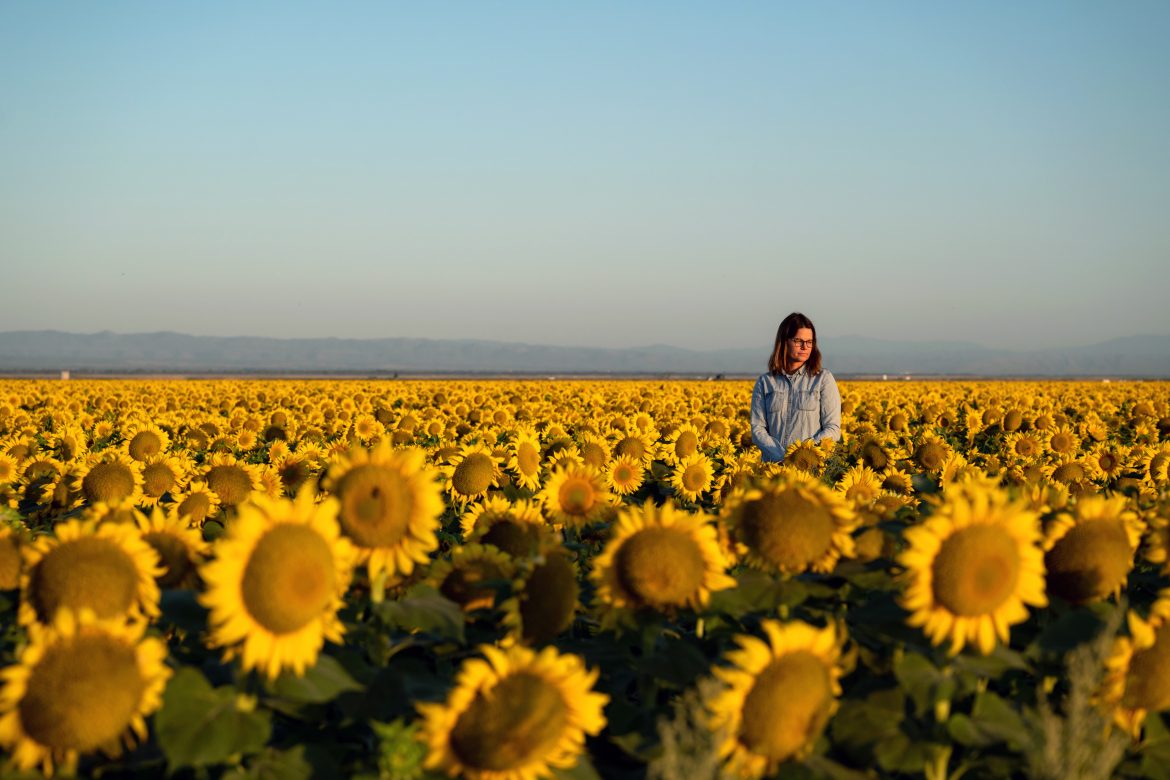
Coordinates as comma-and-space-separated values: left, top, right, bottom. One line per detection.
0, 331, 1168, 377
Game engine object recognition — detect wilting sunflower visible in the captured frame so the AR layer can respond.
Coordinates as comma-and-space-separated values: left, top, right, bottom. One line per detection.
898, 481, 1047, 655
1042, 495, 1141, 604
460, 496, 547, 559
507, 429, 545, 491
0, 610, 170, 776
199, 491, 357, 679
670, 453, 715, 503
135, 506, 208, 589
416, 644, 608, 780
591, 502, 733, 627
1100, 592, 1170, 737
605, 455, 645, 497
427, 544, 516, 613
501, 546, 580, 645
441, 444, 504, 507
73, 451, 144, 507
19, 519, 162, 627
200, 453, 263, 509
706, 620, 845, 778
538, 464, 612, 528
722, 474, 857, 575
322, 444, 442, 581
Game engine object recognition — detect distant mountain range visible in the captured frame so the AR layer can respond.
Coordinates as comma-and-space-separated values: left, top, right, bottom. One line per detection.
0, 330, 1168, 377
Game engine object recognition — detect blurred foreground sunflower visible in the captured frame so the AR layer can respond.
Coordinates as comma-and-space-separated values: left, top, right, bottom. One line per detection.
706, 620, 845, 778
417, 644, 608, 780
0, 610, 170, 776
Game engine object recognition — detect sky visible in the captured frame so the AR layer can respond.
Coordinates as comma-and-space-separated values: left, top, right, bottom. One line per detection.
1, 2, 1168, 353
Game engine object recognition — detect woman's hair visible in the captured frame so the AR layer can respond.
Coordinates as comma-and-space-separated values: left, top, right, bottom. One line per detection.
767, 312, 823, 375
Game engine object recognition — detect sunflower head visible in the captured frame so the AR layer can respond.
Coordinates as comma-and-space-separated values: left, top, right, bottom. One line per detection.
592, 502, 734, 626
0, 610, 171, 775
417, 645, 608, 780
538, 464, 612, 528
1042, 496, 1141, 604
723, 475, 857, 575
504, 547, 580, 646
427, 545, 516, 613
707, 620, 845, 777
899, 480, 1047, 655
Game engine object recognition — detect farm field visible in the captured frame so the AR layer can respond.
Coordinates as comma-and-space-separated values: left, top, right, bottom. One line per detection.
0, 378, 1169, 779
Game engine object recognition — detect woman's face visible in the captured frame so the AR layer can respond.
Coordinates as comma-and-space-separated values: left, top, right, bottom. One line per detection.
787, 327, 814, 370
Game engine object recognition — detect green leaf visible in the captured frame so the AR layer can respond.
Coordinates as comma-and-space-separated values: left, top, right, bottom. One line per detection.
830, 688, 904, 758
1036, 608, 1106, 654
265, 654, 364, 704
155, 667, 272, 770
894, 651, 947, 717
708, 569, 786, 617
221, 746, 313, 780
946, 692, 1028, 751
375, 585, 465, 642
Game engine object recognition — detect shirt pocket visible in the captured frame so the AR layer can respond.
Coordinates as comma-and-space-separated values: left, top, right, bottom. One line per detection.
797, 390, 818, 413
766, 388, 788, 415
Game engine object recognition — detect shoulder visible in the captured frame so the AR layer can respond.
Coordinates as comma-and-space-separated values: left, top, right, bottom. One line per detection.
753, 373, 776, 389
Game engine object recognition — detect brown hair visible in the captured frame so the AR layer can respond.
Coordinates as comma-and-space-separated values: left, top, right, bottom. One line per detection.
767, 312, 823, 375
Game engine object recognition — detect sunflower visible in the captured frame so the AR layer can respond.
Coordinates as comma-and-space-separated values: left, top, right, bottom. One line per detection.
575, 433, 610, 471
912, 434, 953, 474
1100, 591, 1170, 737
19, 519, 162, 627
1142, 443, 1170, 486
782, 440, 824, 475
171, 478, 221, 526
706, 619, 845, 778
881, 466, 915, 496
1044, 426, 1081, 458
0, 610, 170, 776
0, 452, 18, 485
538, 464, 612, 528
121, 422, 171, 463
441, 444, 504, 508
661, 423, 703, 465
507, 429, 544, 491
605, 455, 645, 497
1041, 495, 1141, 604
898, 481, 1047, 655
199, 491, 357, 679
135, 506, 208, 589
835, 464, 884, 507
858, 436, 893, 472
501, 546, 580, 646
426, 544, 516, 613
416, 644, 608, 780
73, 451, 144, 507
610, 430, 655, 467
591, 502, 733, 627
1085, 443, 1131, 481
1004, 432, 1044, 462
722, 474, 857, 575
460, 496, 548, 559
138, 454, 188, 507
271, 452, 315, 496
670, 453, 715, 504
200, 453, 263, 510
321, 444, 443, 581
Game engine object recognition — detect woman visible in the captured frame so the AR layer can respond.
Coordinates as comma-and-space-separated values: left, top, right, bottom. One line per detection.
750, 312, 841, 462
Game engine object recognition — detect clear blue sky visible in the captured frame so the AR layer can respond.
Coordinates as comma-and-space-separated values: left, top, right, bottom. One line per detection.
2, 2, 1168, 352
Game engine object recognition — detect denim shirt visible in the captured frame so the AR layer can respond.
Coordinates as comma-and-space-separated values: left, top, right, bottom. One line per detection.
750, 368, 842, 462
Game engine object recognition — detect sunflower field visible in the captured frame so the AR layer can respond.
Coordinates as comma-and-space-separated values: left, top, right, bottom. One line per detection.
1, 378, 1170, 779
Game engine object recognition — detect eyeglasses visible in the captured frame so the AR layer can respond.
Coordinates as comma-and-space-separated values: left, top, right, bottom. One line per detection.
789, 338, 814, 349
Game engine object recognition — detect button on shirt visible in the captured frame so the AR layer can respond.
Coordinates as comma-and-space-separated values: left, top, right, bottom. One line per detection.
750, 368, 842, 462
